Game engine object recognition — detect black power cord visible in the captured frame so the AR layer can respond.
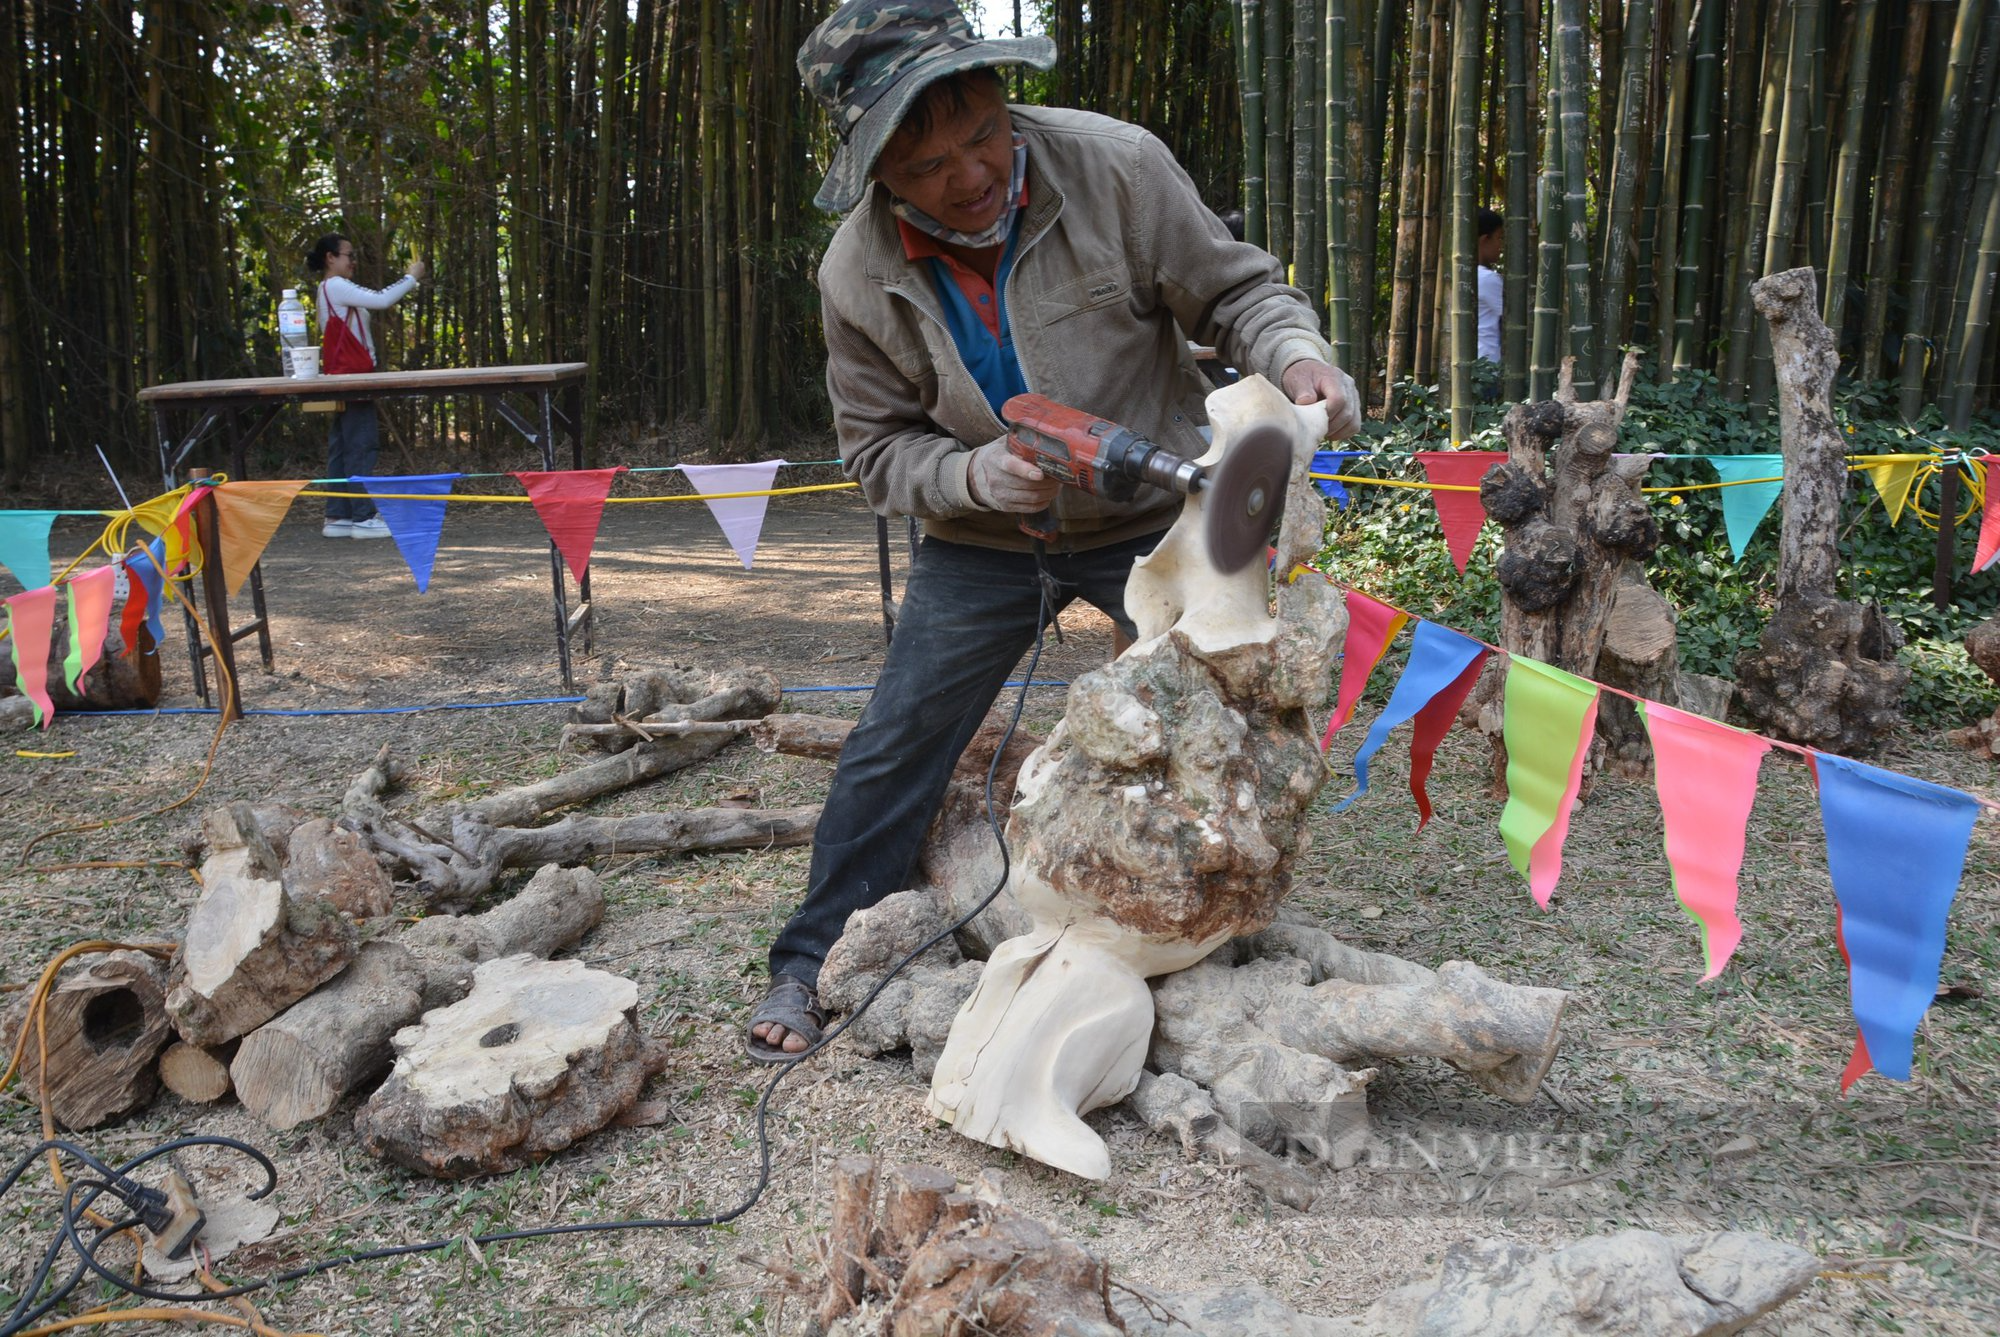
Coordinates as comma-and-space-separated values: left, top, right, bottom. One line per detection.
1, 576, 1059, 1336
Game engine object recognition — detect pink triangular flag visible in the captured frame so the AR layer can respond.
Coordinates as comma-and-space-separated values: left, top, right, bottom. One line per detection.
1526, 689, 1600, 905
1321, 590, 1410, 750
680, 461, 785, 570
1416, 451, 1506, 573
514, 468, 626, 583
6, 585, 60, 727
1974, 458, 2000, 574
1639, 699, 1770, 981
63, 565, 119, 694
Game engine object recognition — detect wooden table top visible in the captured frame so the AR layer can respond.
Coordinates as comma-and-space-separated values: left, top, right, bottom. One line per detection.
138, 363, 589, 403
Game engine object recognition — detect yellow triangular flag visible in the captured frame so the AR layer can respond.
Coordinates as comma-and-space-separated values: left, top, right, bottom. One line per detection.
1864, 460, 1921, 526
213, 481, 307, 598
125, 486, 197, 572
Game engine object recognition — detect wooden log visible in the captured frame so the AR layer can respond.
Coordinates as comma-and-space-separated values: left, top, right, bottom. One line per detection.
3, 951, 173, 1129
488, 806, 819, 869
231, 865, 604, 1130
353, 955, 668, 1177
158, 1041, 234, 1105
1593, 576, 1683, 777
1, 694, 35, 730
819, 1155, 879, 1328
165, 806, 358, 1048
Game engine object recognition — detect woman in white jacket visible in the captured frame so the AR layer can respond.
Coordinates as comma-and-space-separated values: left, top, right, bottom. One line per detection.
304, 234, 423, 538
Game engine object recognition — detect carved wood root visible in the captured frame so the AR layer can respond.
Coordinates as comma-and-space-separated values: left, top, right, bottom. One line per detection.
354, 954, 668, 1178
927, 378, 1343, 1181
2, 950, 173, 1129
229, 865, 605, 1130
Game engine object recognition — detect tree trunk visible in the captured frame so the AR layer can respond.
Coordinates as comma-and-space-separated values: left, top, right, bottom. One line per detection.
3, 950, 173, 1129
1734, 269, 1910, 753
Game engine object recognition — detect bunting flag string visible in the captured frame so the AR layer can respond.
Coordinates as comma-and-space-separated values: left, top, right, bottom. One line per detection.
61, 565, 119, 694
1638, 701, 1769, 981
213, 481, 308, 599
1320, 589, 1409, 749
5, 585, 59, 726
1708, 454, 1786, 560
1811, 753, 1980, 1090
514, 467, 626, 582
1310, 450, 1370, 509
1414, 451, 1506, 573
353, 474, 461, 593
1496, 657, 1601, 908
1333, 620, 1486, 815
0, 510, 60, 593
1974, 457, 2000, 574
680, 461, 786, 570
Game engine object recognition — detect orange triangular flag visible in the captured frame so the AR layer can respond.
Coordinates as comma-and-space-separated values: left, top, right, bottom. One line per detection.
214, 481, 307, 598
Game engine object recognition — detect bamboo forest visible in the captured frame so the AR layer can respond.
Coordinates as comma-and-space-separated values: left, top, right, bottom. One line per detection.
5, 0, 2000, 477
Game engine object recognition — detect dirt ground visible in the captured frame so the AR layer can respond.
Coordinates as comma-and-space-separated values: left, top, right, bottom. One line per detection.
3, 480, 1997, 1335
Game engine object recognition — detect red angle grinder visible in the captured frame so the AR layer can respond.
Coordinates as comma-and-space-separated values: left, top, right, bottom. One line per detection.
1001, 392, 1293, 575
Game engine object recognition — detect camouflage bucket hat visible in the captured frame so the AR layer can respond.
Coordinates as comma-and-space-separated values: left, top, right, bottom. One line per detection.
799, 0, 1056, 213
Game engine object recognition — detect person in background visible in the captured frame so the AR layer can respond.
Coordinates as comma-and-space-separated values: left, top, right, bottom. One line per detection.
1477, 207, 1503, 364
748, 0, 1359, 1060
304, 235, 424, 539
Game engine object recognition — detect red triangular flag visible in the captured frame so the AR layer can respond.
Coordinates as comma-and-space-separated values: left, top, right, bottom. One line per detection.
1831, 901, 1874, 1094
6, 585, 60, 727
1973, 458, 2000, 574
1416, 451, 1506, 573
514, 468, 625, 583
1408, 648, 1490, 829
1321, 590, 1410, 750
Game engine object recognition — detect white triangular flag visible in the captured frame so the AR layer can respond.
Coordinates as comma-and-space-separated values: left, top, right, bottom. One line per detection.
679, 461, 785, 570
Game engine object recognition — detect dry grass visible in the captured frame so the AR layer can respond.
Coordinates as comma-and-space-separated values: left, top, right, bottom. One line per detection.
2, 492, 1996, 1335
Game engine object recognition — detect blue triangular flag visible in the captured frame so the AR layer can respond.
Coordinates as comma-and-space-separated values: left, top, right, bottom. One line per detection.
0, 510, 60, 592
1311, 451, 1369, 509
1708, 454, 1784, 561
1814, 752, 1980, 1083
353, 474, 461, 593
1334, 620, 1487, 812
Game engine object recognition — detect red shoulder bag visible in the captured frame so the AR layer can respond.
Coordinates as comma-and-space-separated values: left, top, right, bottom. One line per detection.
320, 304, 375, 375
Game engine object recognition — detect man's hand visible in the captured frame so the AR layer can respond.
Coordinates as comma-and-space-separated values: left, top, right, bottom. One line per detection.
1281, 359, 1362, 440
967, 438, 1065, 512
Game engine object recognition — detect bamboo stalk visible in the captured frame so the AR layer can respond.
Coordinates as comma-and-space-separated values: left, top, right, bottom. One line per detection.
1860, 3, 1930, 383
1898, 0, 1984, 420
1749, 0, 1818, 407
1597, 0, 1654, 386
1264, 0, 1291, 259
1501, 0, 1532, 399
1450, 0, 1480, 444
1293, 0, 1324, 322
1721, 0, 1787, 403
1554, 0, 1597, 399
1240, 0, 1268, 248
1326, 0, 1352, 364
1822, 0, 1879, 341
1947, 69, 2000, 430
1652, 0, 1694, 380
1384, 2, 1434, 416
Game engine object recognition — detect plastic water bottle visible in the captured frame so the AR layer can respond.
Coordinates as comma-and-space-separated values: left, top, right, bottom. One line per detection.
277, 288, 309, 376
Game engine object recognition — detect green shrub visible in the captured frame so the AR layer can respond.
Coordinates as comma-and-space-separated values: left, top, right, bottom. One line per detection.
1320, 369, 1999, 726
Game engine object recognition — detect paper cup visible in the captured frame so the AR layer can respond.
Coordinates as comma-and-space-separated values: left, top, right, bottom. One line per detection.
290, 346, 321, 378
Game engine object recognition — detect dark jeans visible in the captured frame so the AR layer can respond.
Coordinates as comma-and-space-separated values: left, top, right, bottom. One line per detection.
324, 401, 380, 522
766, 529, 1163, 991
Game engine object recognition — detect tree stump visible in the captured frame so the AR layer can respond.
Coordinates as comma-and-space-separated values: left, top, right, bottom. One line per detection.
230, 865, 605, 1130
1951, 615, 2000, 758
1467, 352, 1690, 780
353, 955, 668, 1177
2, 950, 172, 1129
926, 376, 1345, 1180
1733, 268, 1909, 752
164, 803, 358, 1048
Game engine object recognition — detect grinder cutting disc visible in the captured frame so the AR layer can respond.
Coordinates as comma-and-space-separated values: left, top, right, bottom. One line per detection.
1200, 424, 1293, 574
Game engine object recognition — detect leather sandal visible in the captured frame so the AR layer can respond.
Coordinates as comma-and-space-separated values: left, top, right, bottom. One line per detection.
746, 974, 828, 1064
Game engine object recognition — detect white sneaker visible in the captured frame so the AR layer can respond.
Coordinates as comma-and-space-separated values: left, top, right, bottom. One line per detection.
349, 516, 392, 540
322, 519, 354, 538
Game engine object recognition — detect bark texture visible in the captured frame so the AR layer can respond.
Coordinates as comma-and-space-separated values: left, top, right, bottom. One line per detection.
1950, 615, 2000, 758
1734, 269, 1909, 753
